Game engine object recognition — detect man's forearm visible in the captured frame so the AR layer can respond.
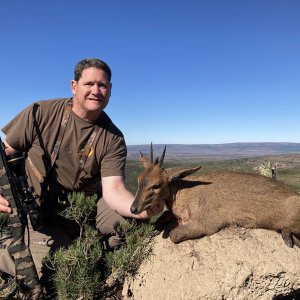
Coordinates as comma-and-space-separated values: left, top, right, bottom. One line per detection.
103, 187, 146, 219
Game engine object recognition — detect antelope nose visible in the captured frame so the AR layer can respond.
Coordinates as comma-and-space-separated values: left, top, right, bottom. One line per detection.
130, 206, 139, 215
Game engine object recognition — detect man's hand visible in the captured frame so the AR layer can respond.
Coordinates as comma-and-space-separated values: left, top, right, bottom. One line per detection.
102, 176, 165, 219
0, 194, 12, 214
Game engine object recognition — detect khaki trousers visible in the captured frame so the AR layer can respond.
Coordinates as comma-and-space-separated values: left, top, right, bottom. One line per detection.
0, 198, 124, 278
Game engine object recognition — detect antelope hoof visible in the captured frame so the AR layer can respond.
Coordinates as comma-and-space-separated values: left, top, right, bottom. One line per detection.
281, 228, 294, 248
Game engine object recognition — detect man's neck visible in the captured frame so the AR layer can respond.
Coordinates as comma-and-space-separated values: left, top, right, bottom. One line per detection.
71, 98, 102, 123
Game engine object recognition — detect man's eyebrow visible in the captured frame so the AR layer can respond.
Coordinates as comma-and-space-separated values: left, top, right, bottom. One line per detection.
84, 80, 110, 86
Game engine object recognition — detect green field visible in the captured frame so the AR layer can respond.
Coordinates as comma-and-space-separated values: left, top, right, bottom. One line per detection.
125, 154, 300, 194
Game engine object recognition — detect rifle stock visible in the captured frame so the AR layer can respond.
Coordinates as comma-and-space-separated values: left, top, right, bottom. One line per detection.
0, 137, 43, 299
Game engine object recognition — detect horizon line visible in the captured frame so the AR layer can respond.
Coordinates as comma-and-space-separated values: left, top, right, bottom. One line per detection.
127, 141, 300, 146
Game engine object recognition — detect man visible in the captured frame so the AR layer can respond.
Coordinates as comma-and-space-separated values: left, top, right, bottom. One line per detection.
0, 58, 164, 282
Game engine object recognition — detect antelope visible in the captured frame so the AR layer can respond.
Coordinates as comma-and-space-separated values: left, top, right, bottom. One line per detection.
130, 144, 300, 246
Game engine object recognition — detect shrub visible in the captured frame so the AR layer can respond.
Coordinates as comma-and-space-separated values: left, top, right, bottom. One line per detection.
46, 192, 157, 299
48, 225, 103, 300
105, 220, 156, 285
46, 192, 102, 300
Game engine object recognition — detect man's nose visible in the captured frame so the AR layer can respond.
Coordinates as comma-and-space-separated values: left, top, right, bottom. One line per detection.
91, 84, 100, 94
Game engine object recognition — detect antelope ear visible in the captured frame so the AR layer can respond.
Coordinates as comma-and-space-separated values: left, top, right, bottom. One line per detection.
139, 152, 152, 169
164, 166, 202, 181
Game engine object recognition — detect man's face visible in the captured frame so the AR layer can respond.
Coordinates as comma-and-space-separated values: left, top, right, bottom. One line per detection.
71, 67, 112, 122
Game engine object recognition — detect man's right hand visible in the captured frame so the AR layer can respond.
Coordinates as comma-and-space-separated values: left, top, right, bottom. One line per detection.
0, 194, 12, 214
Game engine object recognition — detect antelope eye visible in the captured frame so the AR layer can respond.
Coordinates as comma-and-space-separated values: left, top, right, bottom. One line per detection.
152, 183, 162, 190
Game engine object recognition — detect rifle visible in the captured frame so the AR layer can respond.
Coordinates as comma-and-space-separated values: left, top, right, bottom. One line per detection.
0, 137, 44, 299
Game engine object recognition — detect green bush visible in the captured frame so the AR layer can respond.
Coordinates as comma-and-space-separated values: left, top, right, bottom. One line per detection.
46, 192, 157, 299
105, 220, 156, 283
48, 225, 103, 300
46, 192, 101, 299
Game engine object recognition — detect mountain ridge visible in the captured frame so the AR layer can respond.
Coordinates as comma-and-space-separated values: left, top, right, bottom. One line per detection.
127, 142, 300, 160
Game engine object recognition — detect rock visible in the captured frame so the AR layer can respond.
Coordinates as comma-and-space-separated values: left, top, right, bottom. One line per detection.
122, 227, 300, 300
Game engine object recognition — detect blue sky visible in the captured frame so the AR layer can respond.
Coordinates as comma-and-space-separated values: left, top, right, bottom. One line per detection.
0, 0, 299, 145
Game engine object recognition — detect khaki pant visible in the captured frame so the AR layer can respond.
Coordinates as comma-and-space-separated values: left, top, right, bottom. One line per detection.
0, 198, 124, 278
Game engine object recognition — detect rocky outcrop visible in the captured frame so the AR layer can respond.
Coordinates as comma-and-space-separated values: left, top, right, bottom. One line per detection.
122, 227, 300, 300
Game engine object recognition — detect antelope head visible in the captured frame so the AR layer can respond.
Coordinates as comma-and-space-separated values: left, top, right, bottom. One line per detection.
130, 144, 202, 214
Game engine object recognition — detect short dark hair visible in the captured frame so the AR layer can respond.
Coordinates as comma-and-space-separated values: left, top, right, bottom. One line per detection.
74, 58, 112, 82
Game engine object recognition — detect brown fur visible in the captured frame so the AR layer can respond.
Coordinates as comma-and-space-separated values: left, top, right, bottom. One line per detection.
130, 152, 300, 246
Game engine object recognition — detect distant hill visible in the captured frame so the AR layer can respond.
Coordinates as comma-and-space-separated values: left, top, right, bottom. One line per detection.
127, 143, 300, 161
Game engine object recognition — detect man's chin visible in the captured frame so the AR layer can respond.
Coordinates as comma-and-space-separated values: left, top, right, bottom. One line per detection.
88, 102, 106, 112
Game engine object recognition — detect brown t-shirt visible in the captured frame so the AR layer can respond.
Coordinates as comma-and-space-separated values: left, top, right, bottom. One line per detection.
2, 98, 127, 197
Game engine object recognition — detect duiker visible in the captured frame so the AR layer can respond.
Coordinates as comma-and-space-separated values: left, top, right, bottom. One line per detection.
130, 145, 300, 246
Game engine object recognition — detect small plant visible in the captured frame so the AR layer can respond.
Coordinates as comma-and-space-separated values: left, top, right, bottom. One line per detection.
46, 192, 102, 300
47, 192, 157, 299
105, 219, 156, 286
59, 192, 98, 238
48, 225, 103, 300
257, 161, 277, 179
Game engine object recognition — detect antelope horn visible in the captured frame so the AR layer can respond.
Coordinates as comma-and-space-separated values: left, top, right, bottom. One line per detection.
159, 145, 166, 166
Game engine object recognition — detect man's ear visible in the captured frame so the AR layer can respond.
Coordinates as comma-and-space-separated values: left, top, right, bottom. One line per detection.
71, 80, 77, 95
